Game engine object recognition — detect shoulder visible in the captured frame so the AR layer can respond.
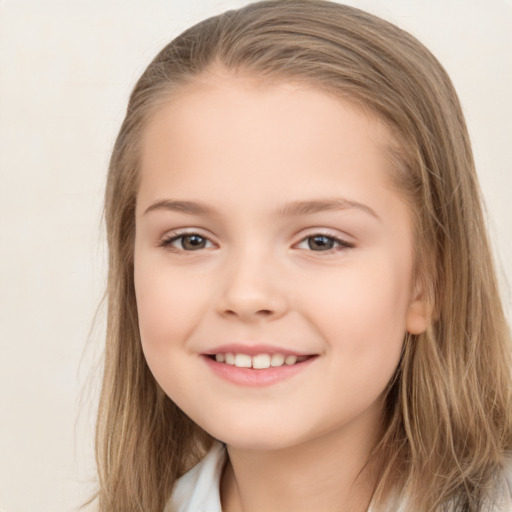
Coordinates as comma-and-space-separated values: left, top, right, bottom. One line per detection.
503, 454, 512, 502
375, 458, 512, 512
164, 441, 227, 512
482, 456, 512, 511
467, 457, 512, 511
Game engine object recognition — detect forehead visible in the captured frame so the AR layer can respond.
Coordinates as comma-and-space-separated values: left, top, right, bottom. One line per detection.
142, 70, 392, 160
136, 70, 403, 218
143, 65, 393, 143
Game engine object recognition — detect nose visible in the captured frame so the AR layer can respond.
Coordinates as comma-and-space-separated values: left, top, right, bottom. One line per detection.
216, 250, 288, 322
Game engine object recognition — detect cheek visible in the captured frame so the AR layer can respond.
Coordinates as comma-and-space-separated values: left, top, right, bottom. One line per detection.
306, 255, 412, 358
134, 259, 206, 356
134, 261, 214, 407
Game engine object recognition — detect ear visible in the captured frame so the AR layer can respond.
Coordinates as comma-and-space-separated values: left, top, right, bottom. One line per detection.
405, 282, 432, 335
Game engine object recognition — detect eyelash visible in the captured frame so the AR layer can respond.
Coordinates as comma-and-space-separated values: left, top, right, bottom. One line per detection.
158, 231, 354, 254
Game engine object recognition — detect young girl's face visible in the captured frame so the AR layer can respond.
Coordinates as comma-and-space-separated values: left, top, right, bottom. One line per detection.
134, 69, 428, 451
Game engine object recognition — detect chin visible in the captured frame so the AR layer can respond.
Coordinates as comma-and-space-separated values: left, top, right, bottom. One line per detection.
220, 434, 298, 452
201, 418, 310, 452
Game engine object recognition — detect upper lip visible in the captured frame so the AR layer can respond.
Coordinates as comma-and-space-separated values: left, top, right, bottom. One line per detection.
202, 343, 316, 357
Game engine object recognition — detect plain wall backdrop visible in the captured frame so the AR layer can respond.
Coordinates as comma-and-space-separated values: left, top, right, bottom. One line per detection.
0, 1, 511, 510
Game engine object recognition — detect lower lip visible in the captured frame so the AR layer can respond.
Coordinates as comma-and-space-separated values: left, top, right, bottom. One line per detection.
202, 355, 318, 387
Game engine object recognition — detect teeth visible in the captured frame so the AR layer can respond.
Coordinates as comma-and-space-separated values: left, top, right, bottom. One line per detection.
270, 353, 285, 367
252, 354, 271, 369
234, 354, 252, 368
285, 355, 298, 365
213, 352, 309, 369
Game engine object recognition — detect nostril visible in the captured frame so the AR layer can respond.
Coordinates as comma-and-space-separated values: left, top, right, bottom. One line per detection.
223, 308, 274, 318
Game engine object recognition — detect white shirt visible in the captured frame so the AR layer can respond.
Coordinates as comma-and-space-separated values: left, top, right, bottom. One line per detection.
165, 442, 226, 512
165, 442, 512, 512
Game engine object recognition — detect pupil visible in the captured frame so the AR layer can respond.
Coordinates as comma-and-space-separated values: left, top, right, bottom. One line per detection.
183, 235, 205, 250
309, 235, 333, 251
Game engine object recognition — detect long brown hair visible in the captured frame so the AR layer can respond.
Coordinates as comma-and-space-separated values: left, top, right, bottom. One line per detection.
95, 1, 512, 510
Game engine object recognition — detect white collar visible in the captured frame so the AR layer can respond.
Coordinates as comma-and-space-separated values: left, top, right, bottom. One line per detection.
165, 441, 226, 512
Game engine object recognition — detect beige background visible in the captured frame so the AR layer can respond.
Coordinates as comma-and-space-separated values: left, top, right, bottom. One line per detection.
0, 1, 510, 510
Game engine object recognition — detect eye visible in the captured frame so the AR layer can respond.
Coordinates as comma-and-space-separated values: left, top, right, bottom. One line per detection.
296, 234, 354, 252
159, 231, 352, 253
160, 233, 214, 252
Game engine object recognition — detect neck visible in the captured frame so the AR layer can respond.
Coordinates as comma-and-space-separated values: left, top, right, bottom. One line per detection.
221, 408, 383, 512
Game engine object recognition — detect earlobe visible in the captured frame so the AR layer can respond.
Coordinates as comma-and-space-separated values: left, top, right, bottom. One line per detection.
405, 286, 432, 335
406, 303, 430, 334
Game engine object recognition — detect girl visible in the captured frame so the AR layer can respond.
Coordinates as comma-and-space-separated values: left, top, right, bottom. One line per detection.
94, 1, 512, 511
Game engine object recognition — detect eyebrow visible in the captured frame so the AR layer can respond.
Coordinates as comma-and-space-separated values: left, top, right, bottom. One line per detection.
143, 198, 379, 220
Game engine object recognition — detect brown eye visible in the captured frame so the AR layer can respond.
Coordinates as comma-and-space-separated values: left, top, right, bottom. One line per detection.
295, 233, 354, 253
161, 233, 213, 251
181, 234, 208, 250
307, 235, 337, 251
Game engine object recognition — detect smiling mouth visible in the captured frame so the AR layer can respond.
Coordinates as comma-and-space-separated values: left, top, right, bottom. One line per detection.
206, 353, 315, 369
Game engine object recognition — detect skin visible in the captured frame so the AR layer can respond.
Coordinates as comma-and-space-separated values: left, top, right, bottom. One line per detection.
134, 68, 429, 512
